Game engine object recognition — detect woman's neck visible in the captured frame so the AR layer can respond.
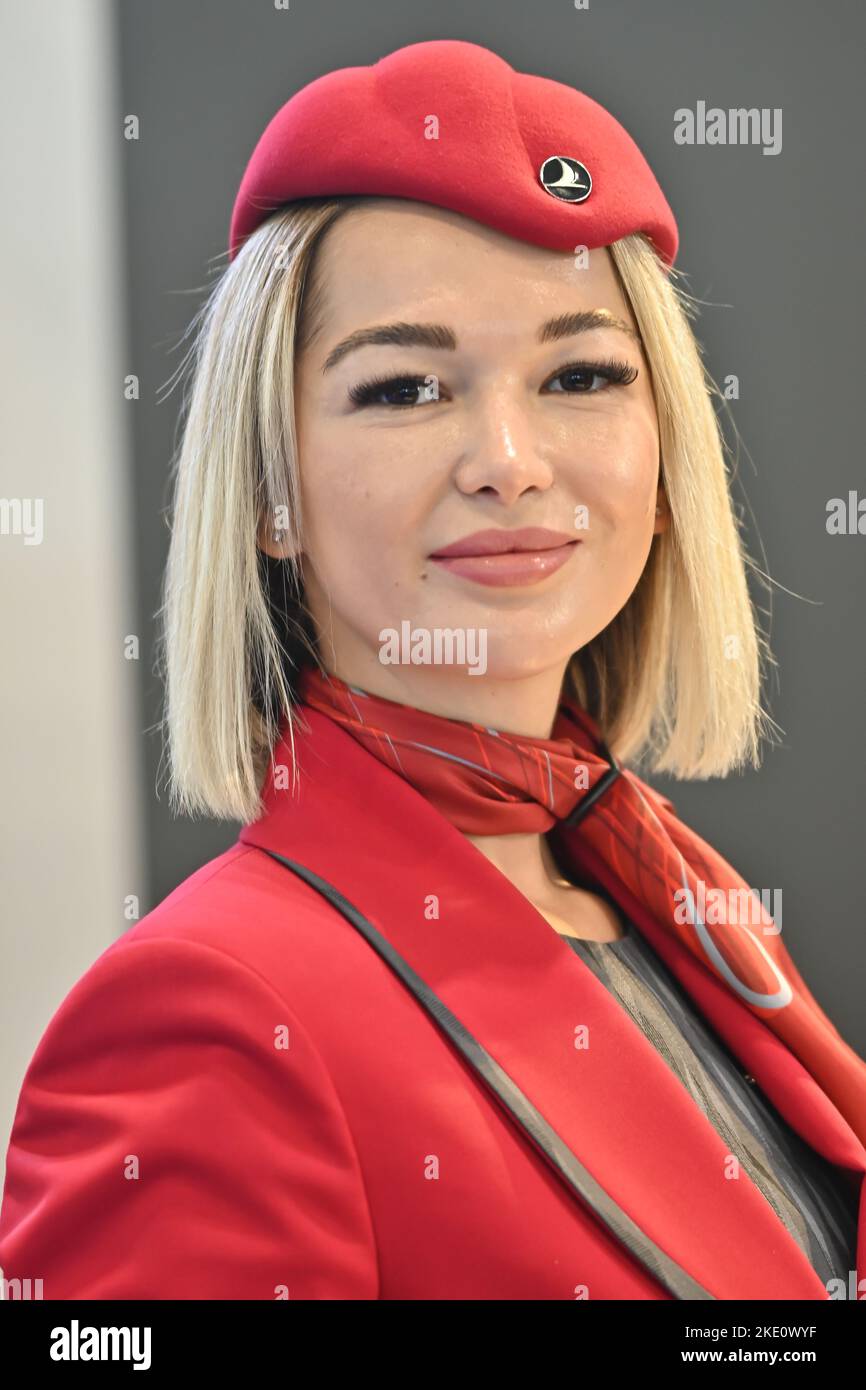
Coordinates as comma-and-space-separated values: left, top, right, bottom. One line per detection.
464, 829, 570, 900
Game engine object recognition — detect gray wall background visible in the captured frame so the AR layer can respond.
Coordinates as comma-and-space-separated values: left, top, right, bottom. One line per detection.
117, 0, 865, 1048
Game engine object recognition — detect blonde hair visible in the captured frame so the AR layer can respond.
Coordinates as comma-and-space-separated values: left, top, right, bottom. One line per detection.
156, 197, 778, 823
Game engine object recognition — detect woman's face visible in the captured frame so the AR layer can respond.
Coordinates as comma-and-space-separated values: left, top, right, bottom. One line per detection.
265, 199, 667, 724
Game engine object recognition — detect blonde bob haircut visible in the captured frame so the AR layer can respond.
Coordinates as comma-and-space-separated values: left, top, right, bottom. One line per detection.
157, 197, 778, 824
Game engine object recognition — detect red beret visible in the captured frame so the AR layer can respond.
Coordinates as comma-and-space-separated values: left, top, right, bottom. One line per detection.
228, 38, 678, 266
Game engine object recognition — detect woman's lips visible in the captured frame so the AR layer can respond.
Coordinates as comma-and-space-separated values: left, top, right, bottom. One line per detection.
429, 541, 580, 587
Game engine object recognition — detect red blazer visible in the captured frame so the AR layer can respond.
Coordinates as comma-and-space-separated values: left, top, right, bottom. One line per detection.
1, 707, 864, 1299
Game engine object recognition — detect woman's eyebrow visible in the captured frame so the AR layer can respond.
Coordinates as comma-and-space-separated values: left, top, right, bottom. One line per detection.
321, 309, 640, 372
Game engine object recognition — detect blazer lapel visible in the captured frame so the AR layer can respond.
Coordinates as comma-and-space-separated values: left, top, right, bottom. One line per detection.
550, 822, 866, 1172
240, 707, 863, 1299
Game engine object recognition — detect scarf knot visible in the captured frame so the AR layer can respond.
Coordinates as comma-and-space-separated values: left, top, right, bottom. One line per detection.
297, 662, 618, 834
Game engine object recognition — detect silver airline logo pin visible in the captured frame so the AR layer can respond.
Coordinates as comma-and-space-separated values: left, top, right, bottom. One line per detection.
538, 155, 592, 203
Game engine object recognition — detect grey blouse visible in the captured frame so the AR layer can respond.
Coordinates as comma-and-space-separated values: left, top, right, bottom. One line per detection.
562, 909, 860, 1291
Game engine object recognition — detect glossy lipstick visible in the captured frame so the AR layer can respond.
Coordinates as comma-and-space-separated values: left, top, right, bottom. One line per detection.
428, 527, 580, 588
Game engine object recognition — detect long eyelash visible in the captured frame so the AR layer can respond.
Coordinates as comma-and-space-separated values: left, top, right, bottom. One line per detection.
348, 372, 425, 407
347, 356, 639, 407
552, 356, 639, 388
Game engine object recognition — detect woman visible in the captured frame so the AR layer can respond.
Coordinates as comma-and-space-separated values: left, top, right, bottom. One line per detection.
1, 38, 864, 1301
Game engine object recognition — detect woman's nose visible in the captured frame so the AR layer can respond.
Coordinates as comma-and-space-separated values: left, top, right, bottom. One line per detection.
453, 389, 556, 503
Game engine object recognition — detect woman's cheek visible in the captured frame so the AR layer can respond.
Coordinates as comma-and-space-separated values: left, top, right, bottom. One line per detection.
585, 446, 659, 528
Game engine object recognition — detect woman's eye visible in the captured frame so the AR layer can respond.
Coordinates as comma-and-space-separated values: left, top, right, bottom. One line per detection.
348, 375, 439, 409
545, 359, 639, 394
383, 382, 423, 407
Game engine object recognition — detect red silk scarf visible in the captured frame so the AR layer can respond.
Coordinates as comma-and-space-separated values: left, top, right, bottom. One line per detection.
297, 662, 866, 1148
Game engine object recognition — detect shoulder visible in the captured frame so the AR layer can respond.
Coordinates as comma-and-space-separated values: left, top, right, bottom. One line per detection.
125, 840, 328, 955
24, 841, 341, 1071
0, 838, 379, 1298
17, 839, 356, 1089
96, 839, 346, 1006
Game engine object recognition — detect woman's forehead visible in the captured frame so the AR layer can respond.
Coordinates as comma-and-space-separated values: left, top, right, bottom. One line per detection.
309, 201, 633, 343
